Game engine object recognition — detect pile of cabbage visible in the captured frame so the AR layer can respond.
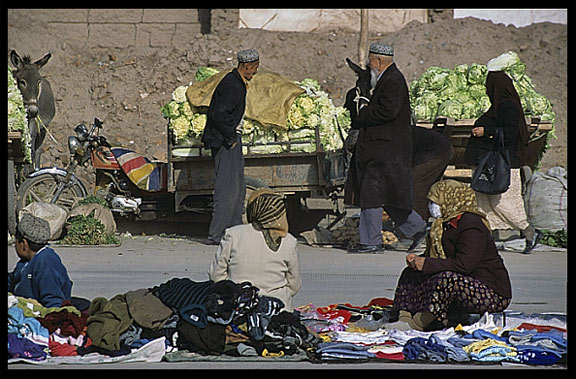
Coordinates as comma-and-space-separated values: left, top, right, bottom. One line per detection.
409, 51, 555, 124
162, 68, 351, 155
8, 68, 32, 163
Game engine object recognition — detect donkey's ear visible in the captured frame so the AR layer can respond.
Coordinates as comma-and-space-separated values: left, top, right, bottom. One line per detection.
34, 52, 52, 68
346, 58, 364, 74
9, 50, 23, 69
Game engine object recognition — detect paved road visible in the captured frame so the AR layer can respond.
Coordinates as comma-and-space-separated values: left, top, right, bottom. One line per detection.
7, 226, 568, 370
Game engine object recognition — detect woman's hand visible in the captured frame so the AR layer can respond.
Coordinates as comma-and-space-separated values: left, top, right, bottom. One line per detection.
406, 253, 425, 271
472, 127, 485, 137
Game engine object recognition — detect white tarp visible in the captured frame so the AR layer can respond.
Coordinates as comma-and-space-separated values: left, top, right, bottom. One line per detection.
239, 9, 427, 33
454, 9, 567, 28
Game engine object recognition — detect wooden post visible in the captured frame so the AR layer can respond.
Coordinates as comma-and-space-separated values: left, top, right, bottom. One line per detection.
358, 9, 369, 68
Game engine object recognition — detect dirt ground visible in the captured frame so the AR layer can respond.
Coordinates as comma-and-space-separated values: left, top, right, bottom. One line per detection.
7, 12, 567, 191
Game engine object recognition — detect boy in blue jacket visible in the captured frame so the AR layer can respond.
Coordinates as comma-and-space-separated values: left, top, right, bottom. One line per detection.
8, 213, 73, 308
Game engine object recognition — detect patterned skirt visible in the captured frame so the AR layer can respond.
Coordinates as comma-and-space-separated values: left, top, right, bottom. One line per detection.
392, 268, 511, 327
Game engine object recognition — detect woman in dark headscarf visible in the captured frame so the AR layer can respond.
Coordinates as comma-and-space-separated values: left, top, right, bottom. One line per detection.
464, 69, 541, 254
208, 188, 301, 311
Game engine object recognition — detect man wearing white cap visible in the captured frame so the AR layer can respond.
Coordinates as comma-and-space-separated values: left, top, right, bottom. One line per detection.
201, 48, 260, 245
346, 42, 427, 253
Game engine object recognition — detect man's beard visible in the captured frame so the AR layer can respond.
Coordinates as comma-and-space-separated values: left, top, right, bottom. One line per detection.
370, 69, 379, 89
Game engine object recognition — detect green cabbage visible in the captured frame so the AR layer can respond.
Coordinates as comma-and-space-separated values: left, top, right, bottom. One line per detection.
467, 63, 487, 85
437, 100, 462, 119
445, 71, 468, 91
467, 84, 486, 100
412, 103, 436, 122
8, 68, 32, 163
195, 67, 220, 82
409, 54, 555, 125
164, 69, 351, 153
423, 67, 451, 90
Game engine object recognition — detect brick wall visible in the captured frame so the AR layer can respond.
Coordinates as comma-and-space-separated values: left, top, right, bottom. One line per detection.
9, 9, 240, 49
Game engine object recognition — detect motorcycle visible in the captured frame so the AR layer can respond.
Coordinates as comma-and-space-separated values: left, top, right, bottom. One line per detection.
16, 118, 169, 218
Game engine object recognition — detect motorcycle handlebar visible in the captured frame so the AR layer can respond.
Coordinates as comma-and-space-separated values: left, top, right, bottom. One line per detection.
87, 118, 103, 139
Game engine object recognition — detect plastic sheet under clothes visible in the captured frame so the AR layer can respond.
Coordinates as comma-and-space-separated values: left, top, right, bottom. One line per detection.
8, 337, 166, 365
492, 311, 567, 331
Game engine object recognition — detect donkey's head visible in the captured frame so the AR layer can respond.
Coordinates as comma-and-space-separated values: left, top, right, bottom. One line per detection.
9, 50, 52, 118
345, 58, 372, 115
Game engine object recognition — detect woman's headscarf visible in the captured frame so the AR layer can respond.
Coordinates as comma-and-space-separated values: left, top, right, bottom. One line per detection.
484, 71, 530, 162
426, 180, 491, 259
246, 188, 289, 252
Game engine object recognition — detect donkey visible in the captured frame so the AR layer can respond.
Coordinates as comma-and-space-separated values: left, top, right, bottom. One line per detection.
9, 50, 56, 171
343, 58, 372, 151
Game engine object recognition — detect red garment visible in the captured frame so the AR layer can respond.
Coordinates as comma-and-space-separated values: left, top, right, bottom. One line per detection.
374, 351, 405, 360
49, 339, 78, 357
517, 322, 566, 333
447, 214, 464, 229
38, 310, 88, 338
316, 304, 352, 323
366, 298, 394, 307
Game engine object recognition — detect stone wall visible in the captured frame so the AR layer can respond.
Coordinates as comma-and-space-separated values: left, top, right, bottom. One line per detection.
8, 9, 240, 49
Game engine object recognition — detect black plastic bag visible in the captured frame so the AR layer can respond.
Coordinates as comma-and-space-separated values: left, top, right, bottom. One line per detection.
471, 128, 511, 195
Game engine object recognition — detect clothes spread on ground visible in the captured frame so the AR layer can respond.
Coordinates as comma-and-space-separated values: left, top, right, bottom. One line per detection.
8, 289, 567, 366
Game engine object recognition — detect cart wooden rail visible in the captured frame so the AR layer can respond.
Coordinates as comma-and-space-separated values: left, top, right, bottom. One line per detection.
415, 116, 553, 180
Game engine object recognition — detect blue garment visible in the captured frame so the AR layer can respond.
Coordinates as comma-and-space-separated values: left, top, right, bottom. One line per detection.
447, 335, 480, 348
317, 342, 376, 360
471, 328, 508, 342
7, 333, 47, 361
8, 306, 50, 347
507, 329, 567, 354
516, 348, 562, 365
7, 246, 73, 308
430, 334, 470, 362
403, 337, 448, 363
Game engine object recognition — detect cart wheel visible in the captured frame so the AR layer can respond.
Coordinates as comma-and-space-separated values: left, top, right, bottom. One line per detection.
16, 173, 87, 215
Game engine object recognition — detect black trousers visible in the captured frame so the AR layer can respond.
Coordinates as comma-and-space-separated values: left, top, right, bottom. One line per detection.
207, 135, 245, 244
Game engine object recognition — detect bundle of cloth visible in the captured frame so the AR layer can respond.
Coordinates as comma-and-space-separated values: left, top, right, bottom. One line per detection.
84, 277, 318, 358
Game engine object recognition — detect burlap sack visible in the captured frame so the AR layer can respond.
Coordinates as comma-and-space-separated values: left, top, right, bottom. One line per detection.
525, 166, 567, 232
19, 202, 68, 241
69, 203, 117, 235
185, 69, 304, 130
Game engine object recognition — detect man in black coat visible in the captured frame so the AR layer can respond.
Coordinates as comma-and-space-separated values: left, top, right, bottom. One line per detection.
201, 48, 260, 245
345, 42, 427, 253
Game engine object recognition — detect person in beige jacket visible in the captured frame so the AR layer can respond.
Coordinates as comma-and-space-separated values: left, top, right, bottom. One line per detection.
208, 188, 302, 311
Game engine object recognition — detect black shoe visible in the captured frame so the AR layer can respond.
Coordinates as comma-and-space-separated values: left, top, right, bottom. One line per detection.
523, 229, 543, 254
348, 244, 384, 254
205, 239, 220, 246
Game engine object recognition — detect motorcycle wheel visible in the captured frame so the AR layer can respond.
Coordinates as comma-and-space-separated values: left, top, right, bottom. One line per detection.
16, 173, 87, 215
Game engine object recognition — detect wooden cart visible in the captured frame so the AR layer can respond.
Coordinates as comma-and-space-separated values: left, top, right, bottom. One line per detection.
415, 116, 554, 180
162, 124, 348, 234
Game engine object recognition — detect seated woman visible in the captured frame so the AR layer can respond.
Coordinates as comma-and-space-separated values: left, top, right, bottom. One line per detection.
208, 188, 301, 312
390, 179, 512, 331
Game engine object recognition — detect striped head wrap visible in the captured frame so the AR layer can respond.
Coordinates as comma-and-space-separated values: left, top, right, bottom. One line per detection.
246, 188, 289, 251
426, 180, 491, 259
